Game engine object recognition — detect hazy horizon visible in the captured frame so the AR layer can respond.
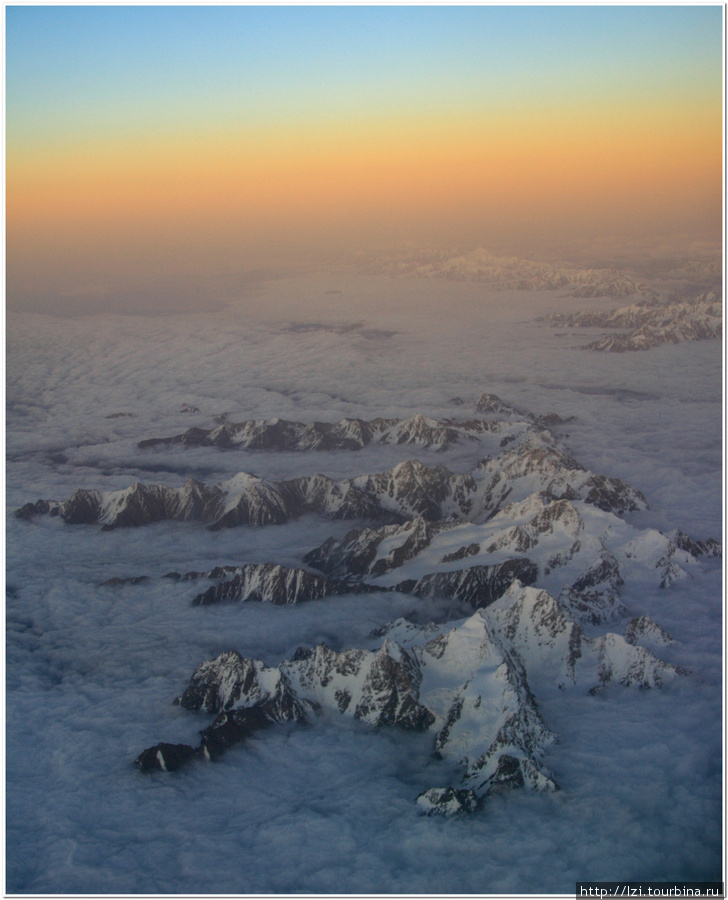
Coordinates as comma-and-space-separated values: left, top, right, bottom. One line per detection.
6, 5, 723, 315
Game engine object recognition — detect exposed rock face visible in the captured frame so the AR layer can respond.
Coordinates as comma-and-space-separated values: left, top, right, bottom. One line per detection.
103, 575, 151, 587
17, 392, 709, 818
582, 474, 645, 514
571, 550, 624, 594
416, 787, 483, 816
100, 489, 717, 639
305, 642, 436, 730
657, 557, 688, 590
624, 616, 674, 652
671, 530, 722, 558
135, 699, 301, 773
479, 585, 585, 689
558, 552, 627, 625
486, 496, 583, 556
533, 412, 575, 428
304, 517, 444, 581
416, 606, 558, 808
397, 558, 539, 609
482, 583, 683, 693
475, 393, 518, 415
100, 556, 540, 614
175, 651, 310, 721
15, 471, 388, 530
544, 292, 720, 329
135, 742, 200, 773
189, 564, 379, 606
175, 642, 437, 731
275, 474, 389, 525
137, 583, 684, 813
441, 543, 480, 564
475, 442, 648, 517
589, 633, 686, 689
16, 491, 104, 525
15, 499, 62, 521
350, 459, 479, 522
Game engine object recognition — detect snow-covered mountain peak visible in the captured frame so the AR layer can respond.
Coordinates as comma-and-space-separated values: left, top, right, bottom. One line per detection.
136, 567, 687, 816
475, 392, 516, 415
422, 608, 493, 668
542, 291, 722, 352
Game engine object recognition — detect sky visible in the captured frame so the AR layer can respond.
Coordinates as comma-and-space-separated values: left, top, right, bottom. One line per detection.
5, 4, 724, 313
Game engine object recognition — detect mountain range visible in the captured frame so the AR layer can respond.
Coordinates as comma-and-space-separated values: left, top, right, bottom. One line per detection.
358, 248, 653, 297
542, 291, 722, 352
15, 393, 718, 815
16, 427, 646, 531
136, 582, 686, 814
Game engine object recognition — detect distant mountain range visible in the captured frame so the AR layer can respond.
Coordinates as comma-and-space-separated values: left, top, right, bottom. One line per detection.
542, 291, 722, 352
358, 248, 653, 297
138, 412, 514, 453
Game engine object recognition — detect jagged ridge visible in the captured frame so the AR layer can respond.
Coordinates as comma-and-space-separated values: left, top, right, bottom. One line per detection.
16, 443, 648, 531
541, 292, 722, 352
189, 563, 380, 606
138, 413, 513, 453
106, 556, 537, 612
301, 492, 720, 625
136, 582, 685, 815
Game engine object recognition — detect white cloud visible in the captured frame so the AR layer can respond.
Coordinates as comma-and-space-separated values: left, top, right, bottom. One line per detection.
6, 272, 722, 892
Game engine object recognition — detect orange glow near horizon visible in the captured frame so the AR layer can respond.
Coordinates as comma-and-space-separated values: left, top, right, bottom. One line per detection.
7, 3, 722, 309
8, 101, 720, 253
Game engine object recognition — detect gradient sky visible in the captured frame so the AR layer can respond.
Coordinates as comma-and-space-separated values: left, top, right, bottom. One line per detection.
6, 4, 724, 312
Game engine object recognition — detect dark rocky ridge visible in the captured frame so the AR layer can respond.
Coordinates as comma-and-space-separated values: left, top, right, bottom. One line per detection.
107, 557, 537, 611
558, 552, 627, 625
190, 564, 379, 606
137, 413, 511, 453
396, 558, 539, 608
15, 442, 648, 531
672, 530, 722, 558
136, 700, 298, 773
624, 616, 674, 650
136, 402, 577, 456
303, 517, 447, 581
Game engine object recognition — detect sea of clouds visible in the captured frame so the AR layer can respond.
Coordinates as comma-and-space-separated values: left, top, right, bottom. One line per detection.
6, 273, 722, 893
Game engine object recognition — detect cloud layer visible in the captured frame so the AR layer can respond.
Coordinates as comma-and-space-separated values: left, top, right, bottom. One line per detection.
6, 275, 722, 892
